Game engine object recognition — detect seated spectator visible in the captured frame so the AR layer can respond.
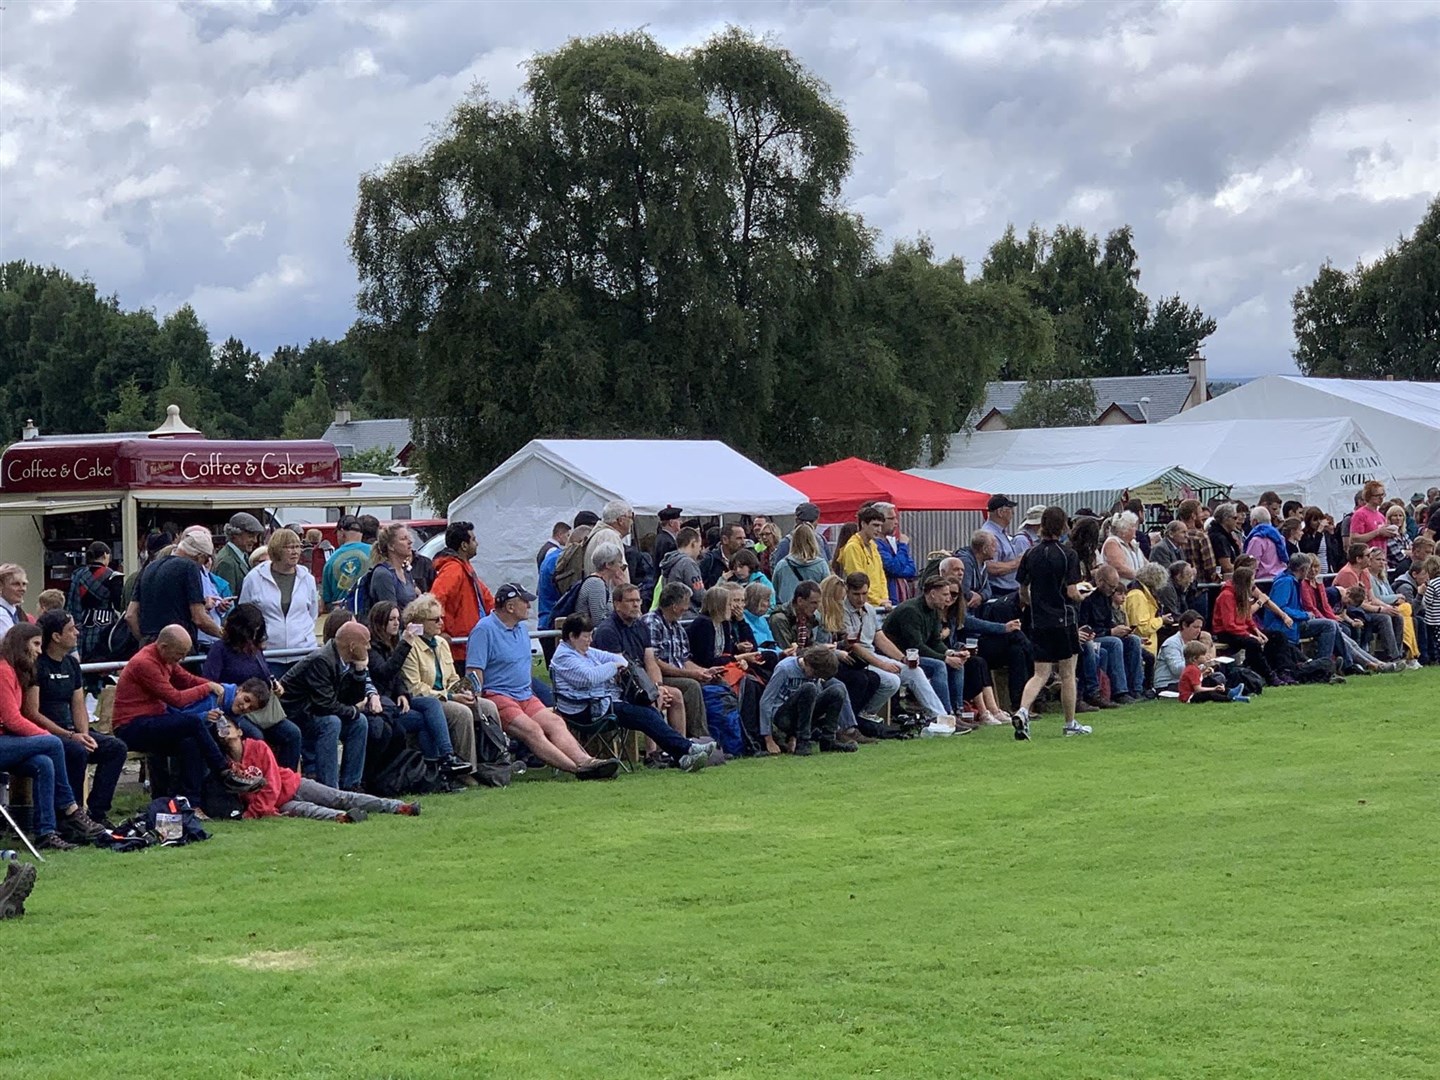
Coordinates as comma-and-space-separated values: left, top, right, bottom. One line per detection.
954, 531, 994, 611
431, 521, 495, 666
367, 599, 475, 781
550, 615, 717, 773
1149, 521, 1187, 569
932, 555, 1032, 713
1296, 554, 1396, 674
592, 583, 692, 756
578, 542, 628, 627
771, 523, 830, 605
812, 576, 880, 740
1261, 552, 1338, 662
1, 624, 108, 849
1366, 548, 1420, 666
689, 585, 750, 668
1298, 507, 1344, 575
832, 572, 903, 723
880, 577, 973, 729
1123, 562, 1170, 656
1180, 641, 1244, 704
1155, 560, 1195, 624
701, 523, 748, 589
237, 528, 319, 676
465, 584, 618, 779
110, 624, 265, 803
742, 583, 779, 649
278, 623, 377, 790
1079, 565, 1146, 705
1211, 565, 1281, 685
758, 646, 853, 755
24, 611, 128, 829
35, 589, 64, 615
644, 583, 723, 737
1206, 503, 1243, 577
1068, 516, 1103, 580
838, 506, 891, 607
1102, 511, 1146, 584
931, 578, 1007, 723
727, 548, 774, 597
219, 720, 420, 823
1155, 610, 1206, 692
366, 523, 420, 614
1384, 505, 1414, 575
1243, 507, 1288, 580
200, 602, 302, 770
1334, 542, 1404, 662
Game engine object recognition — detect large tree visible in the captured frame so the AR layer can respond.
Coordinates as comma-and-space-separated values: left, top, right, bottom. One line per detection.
1292, 197, 1440, 380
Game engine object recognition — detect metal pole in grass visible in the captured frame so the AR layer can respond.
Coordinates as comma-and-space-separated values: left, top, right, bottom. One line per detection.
0, 800, 45, 862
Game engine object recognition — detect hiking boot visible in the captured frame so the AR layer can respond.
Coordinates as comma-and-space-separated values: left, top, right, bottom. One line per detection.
36, 832, 77, 852
397, 802, 422, 816
1012, 707, 1031, 741
0, 860, 38, 919
677, 744, 711, 773
338, 808, 368, 823
791, 739, 814, 757
1112, 693, 1139, 706
1085, 695, 1119, 710
818, 739, 858, 753
1075, 699, 1099, 714
1062, 721, 1093, 736
576, 758, 620, 780
60, 808, 107, 841
219, 766, 265, 794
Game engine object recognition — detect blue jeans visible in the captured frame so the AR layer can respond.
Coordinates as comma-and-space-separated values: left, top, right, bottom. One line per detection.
612, 700, 690, 760
61, 730, 128, 819
0, 733, 76, 836
1092, 634, 1143, 696
770, 682, 847, 741
296, 712, 368, 790
1298, 617, 1338, 661
397, 695, 454, 759
115, 708, 232, 804
235, 716, 303, 772
919, 656, 964, 713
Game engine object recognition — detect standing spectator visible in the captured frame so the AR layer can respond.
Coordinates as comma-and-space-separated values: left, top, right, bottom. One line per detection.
535, 521, 571, 571
1349, 480, 1399, 552
1243, 507, 1288, 580
431, 521, 494, 665
26, 612, 128, 829
1011, 506, 1088, 740
238, 528, 319, 676
1206, 503, 1243, 577
1102, 511, 1146, 584
872, 502, 917, 605
201, 602, 303, 770
125, 529, 223, 646
1174, 500, 1219, 587
771, 523, 830, 605
657, 527, 707, 610
212, 512, 264, 596
552, 511, 602, 597
583, 500, 635, 582
320, 515, 370, 613
701, 523, 748, 589
837, 506, 889, 607
1414, 554, 1440, 661
577, 542, 629, 627
772, 502, 832, 563
366, 523, 420, 614
1298, 507, 1344, 577
651, 506, 683, 566
65, 542, 119, 659
0, 563, 31, 635
1149, 521, 1187, 569
980, 495, 1024, 601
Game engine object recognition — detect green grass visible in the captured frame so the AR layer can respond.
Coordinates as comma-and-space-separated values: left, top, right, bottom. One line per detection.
5, 672, 1438, 1079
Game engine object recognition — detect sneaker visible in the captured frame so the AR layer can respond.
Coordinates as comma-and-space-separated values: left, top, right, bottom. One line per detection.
576, 758, 620, 780
36, 831, 77, 851
1406, 659, 1422, 670
818, 739, 858, 753
923, 720, 956, 736
1232, 694, 1251, 703
220, 767, 265, 794
0, 860, 38, 919
1062, 721, 1093, 736
1386, 661, 1406, 673
60, 808, 107, 841
338, 808, 368, 823
439, 753, 474, 776
1012, 707, 1031, 741
978, 712, 1007, 726
677, 744, 711, 773
397, 802, 422, 816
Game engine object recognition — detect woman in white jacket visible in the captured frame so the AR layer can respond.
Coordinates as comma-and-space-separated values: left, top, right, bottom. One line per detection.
239, 528, 318, 675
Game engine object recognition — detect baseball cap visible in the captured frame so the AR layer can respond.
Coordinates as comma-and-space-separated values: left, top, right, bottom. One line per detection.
1021, 504, 1046, 527
227, 511, 264, 535
795, 501, 821, 524
658, 506, 683, 522
573, 510, 600, 528
495, 583, 537, 605
987, 494, 1018, 512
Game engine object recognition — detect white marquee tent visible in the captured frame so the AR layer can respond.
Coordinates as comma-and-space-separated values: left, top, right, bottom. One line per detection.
919, 416, 1394, 514
1163, 376, 1440, 498
448, 439, 808, 590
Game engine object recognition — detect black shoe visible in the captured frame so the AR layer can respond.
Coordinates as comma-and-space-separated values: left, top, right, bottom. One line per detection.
219, 768, 265, 794
0, 860, 38, 919
1112, 693, 1138, 706
792, 739, 814, 757
576, 758, 620, 780
818, 739, 858, 753
438, 753, 474, 776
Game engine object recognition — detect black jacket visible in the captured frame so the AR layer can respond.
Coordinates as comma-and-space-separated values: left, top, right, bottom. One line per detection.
280, 641, 373, 722
1078, 590, 1123, 635
367, 638, 414, 703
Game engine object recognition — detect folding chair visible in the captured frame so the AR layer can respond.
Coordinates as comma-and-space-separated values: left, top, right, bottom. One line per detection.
559, 709, 635, 774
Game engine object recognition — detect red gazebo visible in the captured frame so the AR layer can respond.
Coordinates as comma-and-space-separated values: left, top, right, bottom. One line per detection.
779, 457, 990, 521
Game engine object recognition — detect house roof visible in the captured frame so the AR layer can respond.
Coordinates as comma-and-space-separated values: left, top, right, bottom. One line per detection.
321, 418, 414, 459
970, 373, 1196, 427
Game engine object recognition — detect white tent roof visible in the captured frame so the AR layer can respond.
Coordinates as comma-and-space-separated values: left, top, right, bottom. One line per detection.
448, 439, 807, 591
911, 460, 1225, 518
922, 417, 1394, 515
1165, 376, 1440, 497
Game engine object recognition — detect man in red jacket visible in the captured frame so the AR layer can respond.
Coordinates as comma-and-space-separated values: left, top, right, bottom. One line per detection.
112, 625, 264, 804
431, 521, 494, 665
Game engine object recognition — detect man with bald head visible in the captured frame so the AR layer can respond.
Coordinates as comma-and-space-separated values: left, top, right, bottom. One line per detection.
279, 622, 379, 790
112, 624, 265, 803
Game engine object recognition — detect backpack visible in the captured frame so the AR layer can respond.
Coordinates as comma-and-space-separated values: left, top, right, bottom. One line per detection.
701, 684, 745, 757
472, 705, 516, 787
1228, 664, 1266, 697
546, 574, 596, 630
369, 749, 448, 798
342, 565, 387, 617
552, 542, 588, 596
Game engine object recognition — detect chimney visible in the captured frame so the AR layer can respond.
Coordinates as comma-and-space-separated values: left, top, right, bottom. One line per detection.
334, 405, 352, 426
1188, 357, 1208, 408
21, 419, 39, 441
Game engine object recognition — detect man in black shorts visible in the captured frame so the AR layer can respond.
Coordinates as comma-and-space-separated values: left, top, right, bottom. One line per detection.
1013, 506, 1089, 740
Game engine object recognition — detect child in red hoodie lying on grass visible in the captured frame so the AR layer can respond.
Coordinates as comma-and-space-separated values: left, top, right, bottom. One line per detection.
217, 678, 421, 823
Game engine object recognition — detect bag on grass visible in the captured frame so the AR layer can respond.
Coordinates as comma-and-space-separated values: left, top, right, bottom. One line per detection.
472, 703, 516, 787
1229, 665, 1265, 697
369, 749, 448, 798
701, 684, 744, 757
1292, 657, 1336, 684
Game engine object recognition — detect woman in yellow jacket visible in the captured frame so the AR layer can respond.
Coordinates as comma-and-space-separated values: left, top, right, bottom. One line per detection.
1123, 563, 1170, 654
399, 593, 501, 776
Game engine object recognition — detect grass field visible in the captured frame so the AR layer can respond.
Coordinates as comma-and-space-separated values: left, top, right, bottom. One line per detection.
5, 672, 1438, 1079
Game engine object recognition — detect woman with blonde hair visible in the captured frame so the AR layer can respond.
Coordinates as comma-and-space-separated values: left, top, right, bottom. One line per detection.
771, 523, 829, 604
1102, 511, 1146, 583
1123, 562, 1170, 655
754, 521, 782, 576
397, 592, 502, 774
238, 527, 318, 674
367, 523, 419, 613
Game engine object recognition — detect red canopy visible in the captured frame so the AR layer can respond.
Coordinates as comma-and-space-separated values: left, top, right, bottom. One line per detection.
779, 457, 990, 521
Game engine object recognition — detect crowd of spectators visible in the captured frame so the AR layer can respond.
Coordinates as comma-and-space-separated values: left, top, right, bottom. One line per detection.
1, 482, 1438, 856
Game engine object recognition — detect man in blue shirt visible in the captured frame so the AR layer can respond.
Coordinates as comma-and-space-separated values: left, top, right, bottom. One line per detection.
465, 583, 617, 780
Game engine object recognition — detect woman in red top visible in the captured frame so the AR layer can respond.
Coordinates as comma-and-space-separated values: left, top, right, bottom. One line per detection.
1297, 554, 1392, 674
1210, 564, 1280, 685
0, 626, 107, 850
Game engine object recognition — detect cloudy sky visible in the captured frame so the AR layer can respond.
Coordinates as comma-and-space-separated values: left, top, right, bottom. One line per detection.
2, 0, 1436, 379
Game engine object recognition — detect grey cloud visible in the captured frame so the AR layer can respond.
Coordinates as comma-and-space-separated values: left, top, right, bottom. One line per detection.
1, 0, 1435, 379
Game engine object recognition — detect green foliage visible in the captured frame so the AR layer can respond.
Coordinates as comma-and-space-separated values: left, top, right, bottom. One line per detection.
1292, 197, 1440, 379
281, 364, 334, 439
12, 674, 1440, 1078
981, 223, 1214, 377
341, 445, 400, 475
1007, 377, 1099, 429
104, 378, 152, 433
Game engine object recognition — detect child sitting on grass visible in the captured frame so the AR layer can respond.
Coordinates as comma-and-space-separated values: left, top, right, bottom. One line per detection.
1179, 640, 1248, 704
215, 679, 421, 823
